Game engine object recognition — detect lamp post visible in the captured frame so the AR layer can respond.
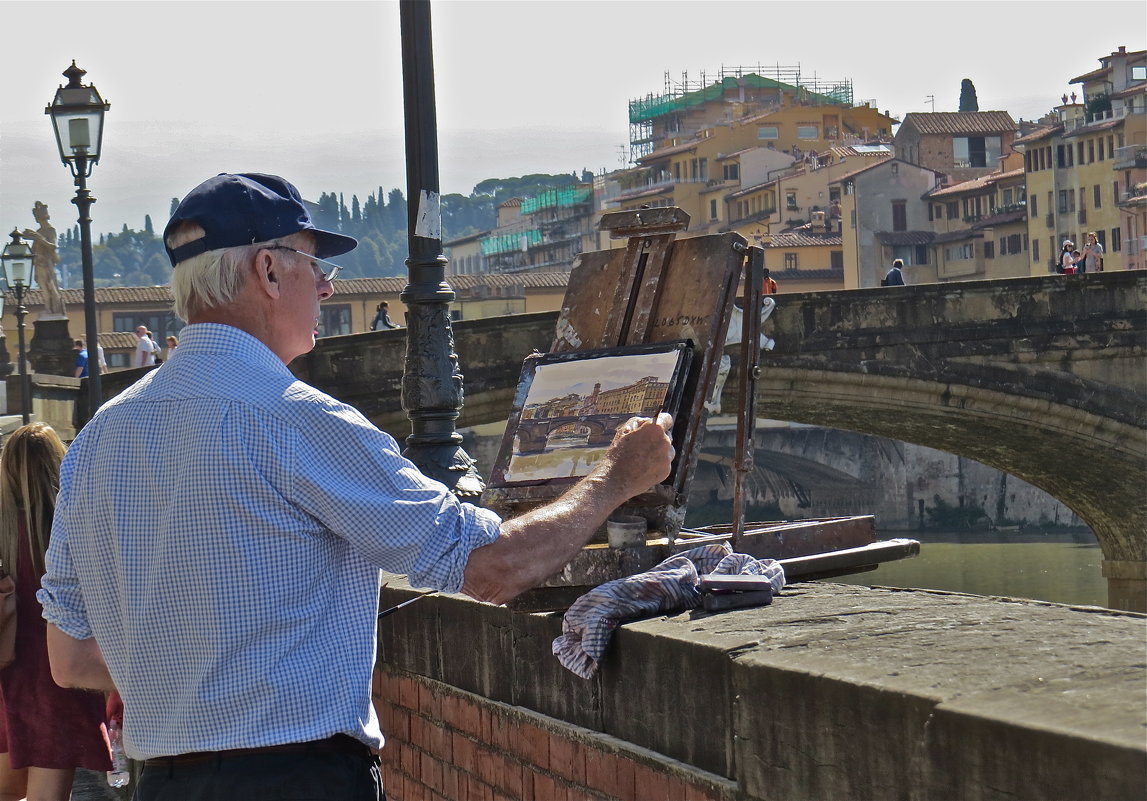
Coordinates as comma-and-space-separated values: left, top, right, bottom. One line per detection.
398, 1, 483, 497
1, 231, 35, 424
45, 60, 109, 421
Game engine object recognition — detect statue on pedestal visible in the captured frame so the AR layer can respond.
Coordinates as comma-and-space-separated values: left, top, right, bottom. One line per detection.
24, 202, 75, 377
23, 201, 66, 319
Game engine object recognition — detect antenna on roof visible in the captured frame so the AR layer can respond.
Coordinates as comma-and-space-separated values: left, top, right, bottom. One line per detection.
926, 94, 936, 112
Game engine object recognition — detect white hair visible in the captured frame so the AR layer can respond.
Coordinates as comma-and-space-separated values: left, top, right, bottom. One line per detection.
166, 221, 311, 322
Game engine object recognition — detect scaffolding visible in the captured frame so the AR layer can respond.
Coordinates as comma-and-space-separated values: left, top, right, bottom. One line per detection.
519, 187, 592, 215
481, 229, 543, 257
627, 64, 855, 160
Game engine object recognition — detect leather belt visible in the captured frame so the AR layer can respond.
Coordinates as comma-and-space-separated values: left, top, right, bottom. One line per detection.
145, 734, 373, 768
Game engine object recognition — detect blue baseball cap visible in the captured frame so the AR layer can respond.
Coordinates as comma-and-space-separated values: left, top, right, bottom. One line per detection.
163, 173, 357, 267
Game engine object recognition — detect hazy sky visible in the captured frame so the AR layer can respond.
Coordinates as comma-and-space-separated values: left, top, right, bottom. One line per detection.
0, 0, 1141, 237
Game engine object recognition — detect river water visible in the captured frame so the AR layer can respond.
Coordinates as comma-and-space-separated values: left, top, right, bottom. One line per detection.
833, 528, 1107, 608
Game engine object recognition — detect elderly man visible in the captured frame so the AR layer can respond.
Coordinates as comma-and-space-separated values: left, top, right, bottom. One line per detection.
38, 173, 673, 800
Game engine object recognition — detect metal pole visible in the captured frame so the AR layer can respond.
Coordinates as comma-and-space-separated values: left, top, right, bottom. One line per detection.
397, 0, 483, 497
72, 154, 101, 421
13, 284, 30, 425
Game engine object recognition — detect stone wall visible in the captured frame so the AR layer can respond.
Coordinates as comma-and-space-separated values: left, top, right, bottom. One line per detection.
373, 579, 1146, 801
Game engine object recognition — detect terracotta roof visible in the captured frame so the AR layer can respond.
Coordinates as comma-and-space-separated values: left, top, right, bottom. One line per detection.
828, 144, 893, 159
1012, 124, 1061, 145
337, 273, 570, 294
875, 231, 934, 246
1070, 65, 1111, 84
926, 167, 1025, 198
898, 111, 1017, 136
636, 139, 700, 163
17, 274, 569, 311
22, 286, 176, 308
765, 228, 843, 247
99, 332, 142, 350
1112, 82, 1147, 100
828, 155, 900, 184
497, 197, 523, 208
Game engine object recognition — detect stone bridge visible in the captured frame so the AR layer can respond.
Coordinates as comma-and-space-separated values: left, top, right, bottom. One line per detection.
515, 413, 634, 453
290, 270, 1147, 609
59, 271, 1141, 610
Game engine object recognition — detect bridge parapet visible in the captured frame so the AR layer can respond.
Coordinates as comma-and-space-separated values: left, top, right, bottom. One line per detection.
749, 271, 1146, 610
376, 578, 1147, 801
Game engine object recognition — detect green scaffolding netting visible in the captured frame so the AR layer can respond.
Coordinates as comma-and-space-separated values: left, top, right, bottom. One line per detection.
519, 187, 592, 215
629, 74, 853, 124
481, 229, 543, 256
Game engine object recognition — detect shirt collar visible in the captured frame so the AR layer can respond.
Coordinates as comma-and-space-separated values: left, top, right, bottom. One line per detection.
173, 323, 294, 377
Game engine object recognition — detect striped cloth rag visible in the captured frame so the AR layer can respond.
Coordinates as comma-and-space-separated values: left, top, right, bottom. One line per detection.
552, 543, 786, 679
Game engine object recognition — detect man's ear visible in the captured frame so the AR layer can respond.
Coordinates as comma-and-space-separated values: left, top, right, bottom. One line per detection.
253, 248, 282, 299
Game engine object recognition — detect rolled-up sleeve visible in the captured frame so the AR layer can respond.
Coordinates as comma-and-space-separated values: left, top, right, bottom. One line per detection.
38, 459, 95, 639
290, 401, 502, 593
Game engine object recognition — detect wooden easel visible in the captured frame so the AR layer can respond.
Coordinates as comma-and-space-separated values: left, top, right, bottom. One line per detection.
483, 207, 766, 545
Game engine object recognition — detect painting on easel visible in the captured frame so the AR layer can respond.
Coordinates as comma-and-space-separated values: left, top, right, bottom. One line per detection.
489, 341, 691, 488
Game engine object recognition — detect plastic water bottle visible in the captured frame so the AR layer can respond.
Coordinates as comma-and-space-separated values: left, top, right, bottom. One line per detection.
107, 718, 130, 788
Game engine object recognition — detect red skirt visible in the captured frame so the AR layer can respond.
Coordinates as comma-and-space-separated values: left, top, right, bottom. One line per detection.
0, 517, 112, 770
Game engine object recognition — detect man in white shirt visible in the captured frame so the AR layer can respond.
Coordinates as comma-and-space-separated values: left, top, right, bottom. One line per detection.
133, 326, 157, 367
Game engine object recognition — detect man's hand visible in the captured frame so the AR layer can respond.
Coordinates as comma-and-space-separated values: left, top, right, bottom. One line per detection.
462, 413, 675, 605
599, 412, 675, 496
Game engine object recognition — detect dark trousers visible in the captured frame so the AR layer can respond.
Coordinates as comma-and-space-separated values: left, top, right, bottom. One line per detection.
135, 737, 384, 801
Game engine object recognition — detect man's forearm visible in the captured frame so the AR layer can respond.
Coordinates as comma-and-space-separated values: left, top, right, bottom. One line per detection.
462, 414, 674, 605
46, 624, 117, 693
462, 471, 637, 605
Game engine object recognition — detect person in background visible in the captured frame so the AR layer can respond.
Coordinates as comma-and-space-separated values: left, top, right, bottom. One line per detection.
883, 258, 906, 286
1059, 240, 1079, 274
1081, 232, 1104, 274
369, 301, 399, 331
133, 326, 157, 368
39, 173, 674, 801
762, 268, 778, 295
165, 336, 179, 361
72, 340, 88, 379
0, 423, 111, 801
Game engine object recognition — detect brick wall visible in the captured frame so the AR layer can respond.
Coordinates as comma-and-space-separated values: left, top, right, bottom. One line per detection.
372, 666, 736, 801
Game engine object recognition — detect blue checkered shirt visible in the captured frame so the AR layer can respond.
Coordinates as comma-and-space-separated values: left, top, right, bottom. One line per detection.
38, 323, 501, 759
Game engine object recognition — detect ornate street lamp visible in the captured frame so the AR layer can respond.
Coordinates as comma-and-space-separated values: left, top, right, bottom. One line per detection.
1, 231, 35, 424
398, 1, 483, 497
46, 60, 109, 421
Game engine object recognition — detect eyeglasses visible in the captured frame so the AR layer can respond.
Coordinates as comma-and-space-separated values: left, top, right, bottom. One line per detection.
265, 245, 342, 282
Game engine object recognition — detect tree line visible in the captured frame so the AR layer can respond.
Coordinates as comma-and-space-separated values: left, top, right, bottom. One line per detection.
52, 170, 591, 288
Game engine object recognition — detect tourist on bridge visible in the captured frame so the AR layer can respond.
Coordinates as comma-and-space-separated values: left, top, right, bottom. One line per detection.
1081, 232, 1104, 273
370, 300, 400, 331
762, 267, 778, 295
883, 258, 906, 286
1059, 239, 1081, 274
38, 172, 675, 801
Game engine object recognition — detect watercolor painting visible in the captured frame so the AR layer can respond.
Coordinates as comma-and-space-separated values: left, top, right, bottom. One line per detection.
491, 343, 689, 486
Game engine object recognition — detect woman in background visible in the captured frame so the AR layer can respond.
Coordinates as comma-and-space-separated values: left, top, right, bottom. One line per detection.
0, 423, 110, 801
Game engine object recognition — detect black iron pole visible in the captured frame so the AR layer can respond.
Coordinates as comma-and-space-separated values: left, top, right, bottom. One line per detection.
72, 153, 101, 421
397, 0, 483, 497
13, 284, 30, 425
